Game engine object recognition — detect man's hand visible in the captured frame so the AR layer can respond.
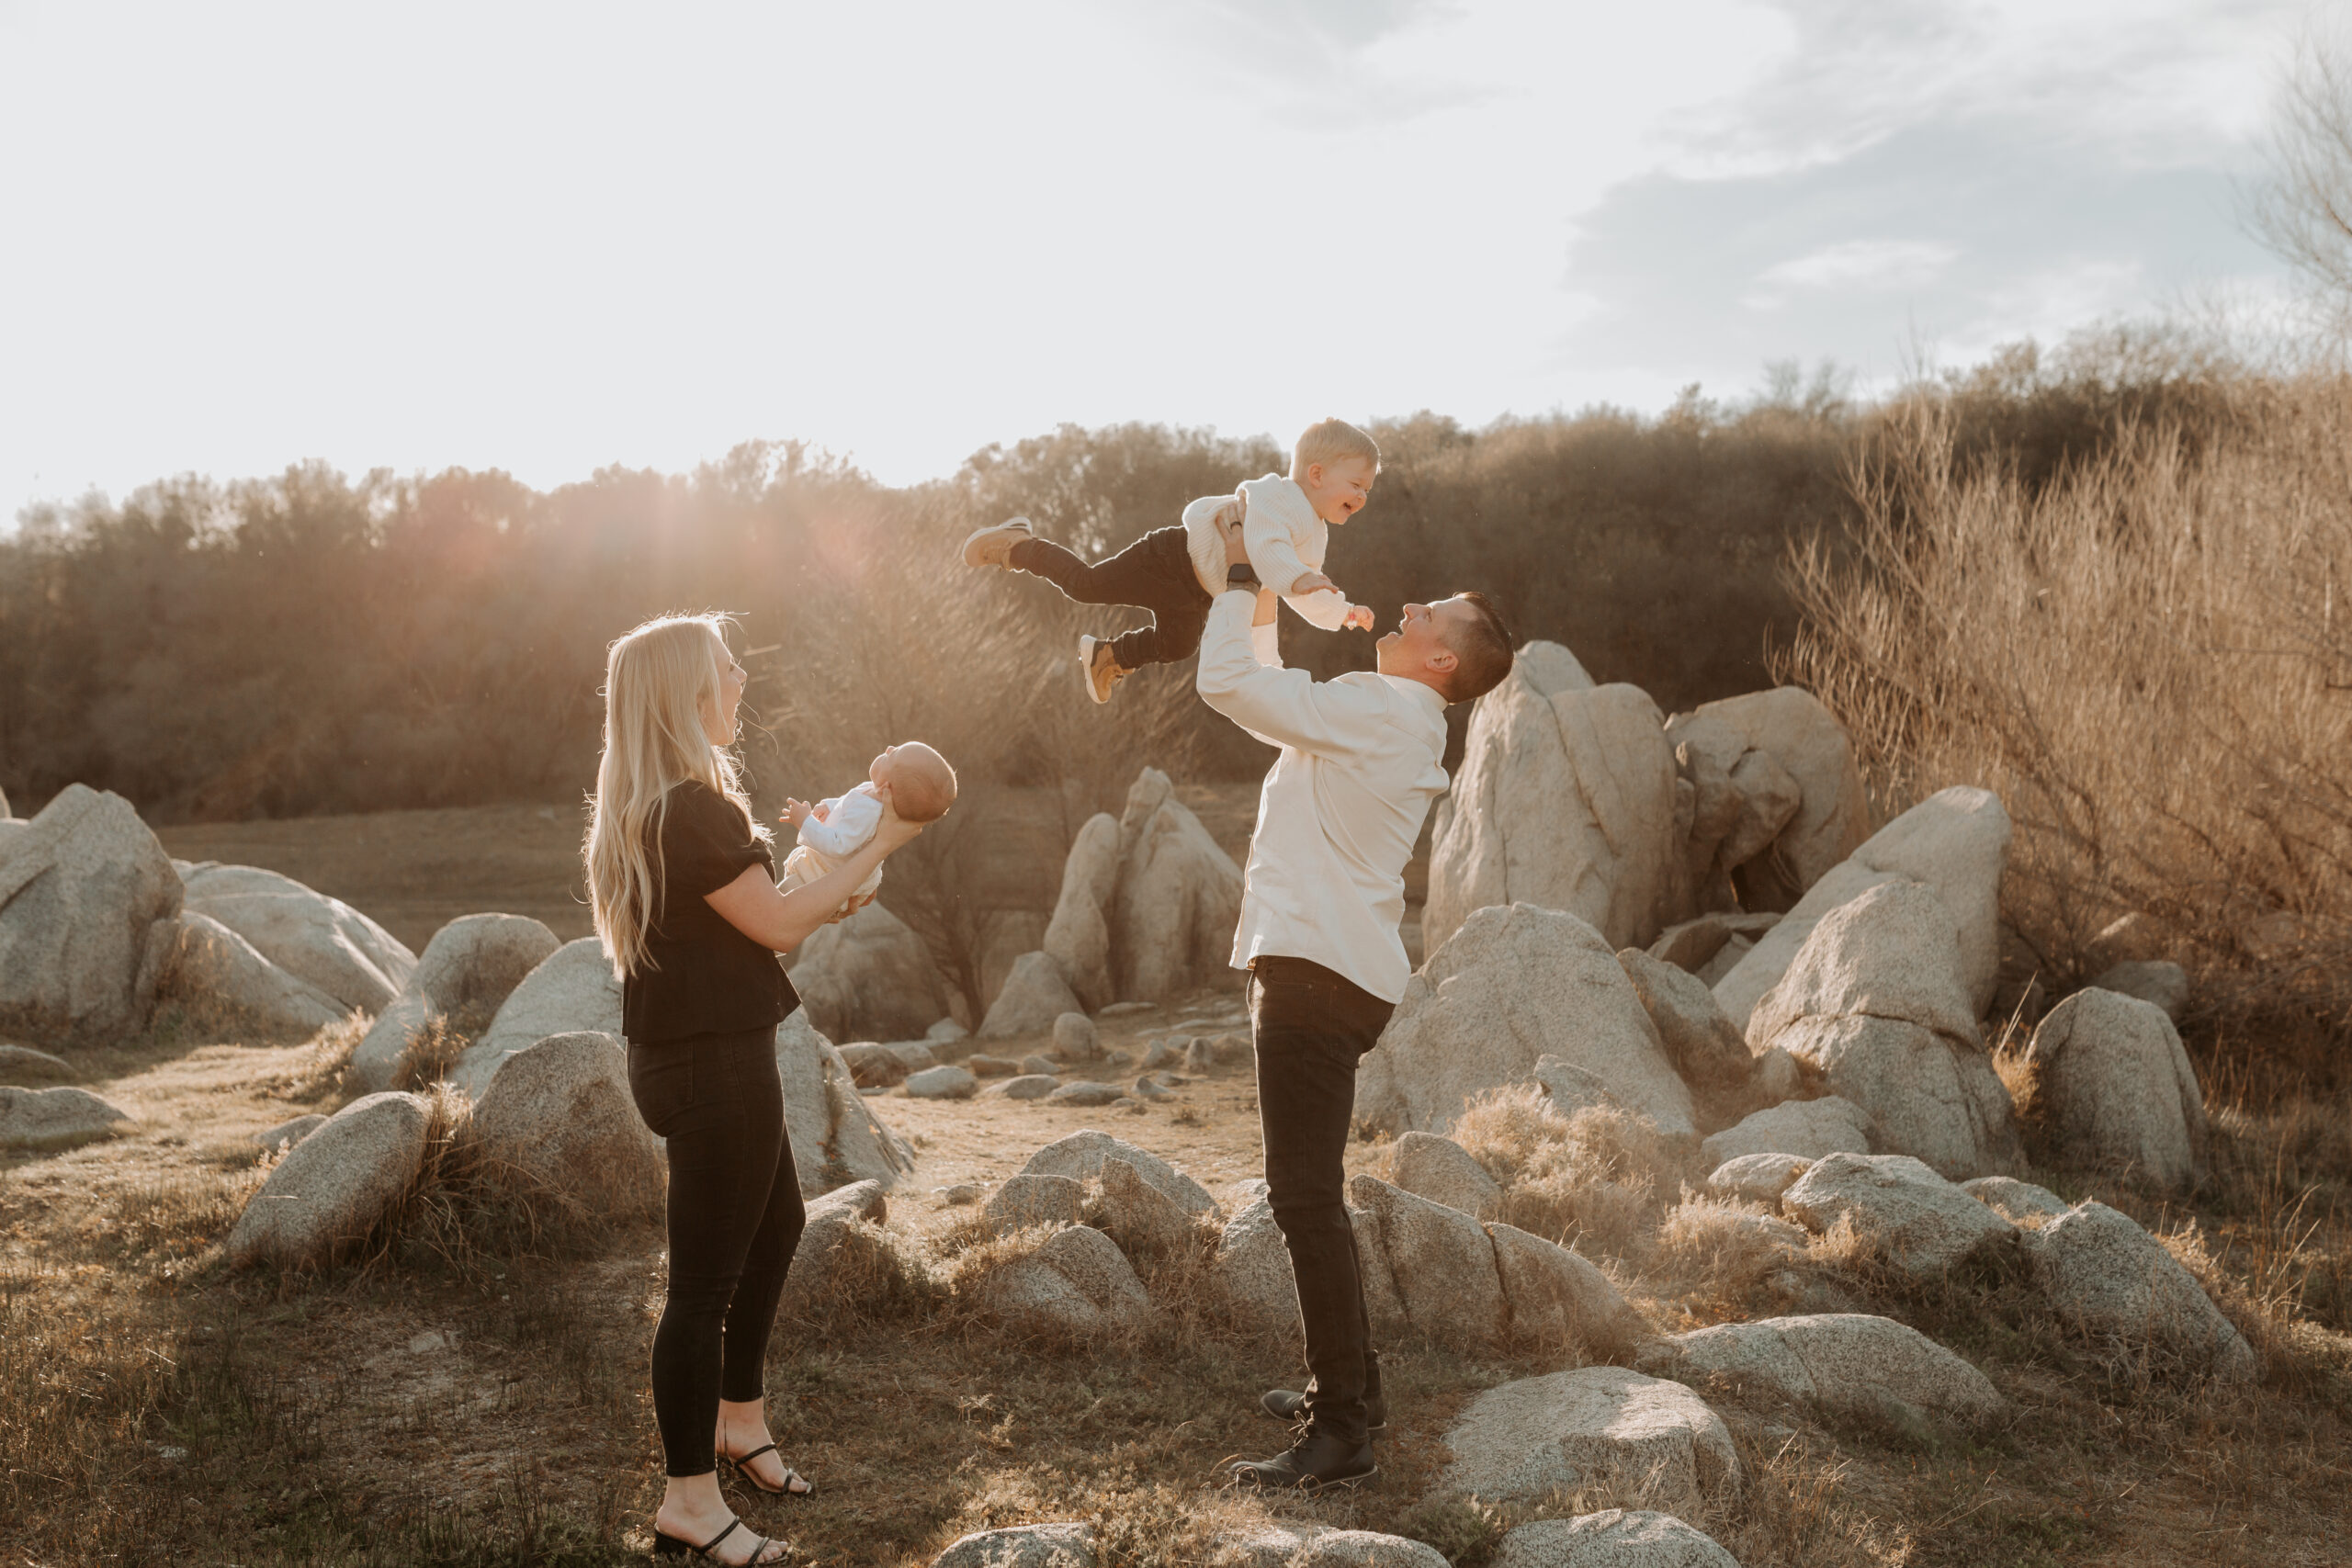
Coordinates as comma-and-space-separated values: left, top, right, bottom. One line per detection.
1252, 586, 1281, 626
1342, 604, 1376, 631
1219, 495, 1249, 568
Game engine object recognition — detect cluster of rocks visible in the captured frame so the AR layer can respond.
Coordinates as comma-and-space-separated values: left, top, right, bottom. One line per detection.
929, 1511, 1747, 1568
1699, 1149, 2255, 1380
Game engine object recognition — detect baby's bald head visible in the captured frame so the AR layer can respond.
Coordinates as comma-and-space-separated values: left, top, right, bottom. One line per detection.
876, 741, 957, 823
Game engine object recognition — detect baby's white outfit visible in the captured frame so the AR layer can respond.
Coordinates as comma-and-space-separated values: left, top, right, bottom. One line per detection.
1179, 474, 1359, 630
779, 781, 886, 912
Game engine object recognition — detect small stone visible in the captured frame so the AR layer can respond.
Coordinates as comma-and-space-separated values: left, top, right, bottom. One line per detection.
967, 1054, 1021, 1077
1493, 1511, 1739, 1568
0, 1085, 133, 1152
1052, 1011, 1101, 1061
882, 1041, 939, 1073
253, 1112, 328, 1153
0, 1043, 74, 1078
983, 1075, 1060, 1100
1098, 1001, 1157, 1017
1705, 1152, 1813, 1206
931, 1522, 1096, 1568
1781, 1151, 2022, 1279
1132, 1076, 1175, 1102
1184, 1037, 1216, 1075
838, 1043, 910, 1089
904, 1066, 978, 1100
934, 1184, 982, 1206
1138, 1039, 1182, 1071
1020, 1054, 1058, 1077
1962, 1175, 2069, 1223
925, 1017, 971, 1043
1019, 1129, 1218, 1213
406, 1330, 447, 1354
1438, 1366, 1741, 1517
1046, 1081, 1125, 1106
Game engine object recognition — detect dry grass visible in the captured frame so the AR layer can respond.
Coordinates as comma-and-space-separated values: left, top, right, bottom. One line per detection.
1452, 1088, 1693, 1261
1782, 384, 2352, 1060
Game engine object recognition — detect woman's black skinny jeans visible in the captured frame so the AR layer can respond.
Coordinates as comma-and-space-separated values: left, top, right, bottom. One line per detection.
627, 1022, 807, 1478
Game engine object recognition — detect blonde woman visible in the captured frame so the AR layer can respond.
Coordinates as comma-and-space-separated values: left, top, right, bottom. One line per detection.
587, 613, 925, 1564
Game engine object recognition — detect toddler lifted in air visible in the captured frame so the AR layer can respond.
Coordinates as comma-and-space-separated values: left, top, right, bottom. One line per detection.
780, 741, 956, 915
959, 418, 1382, 704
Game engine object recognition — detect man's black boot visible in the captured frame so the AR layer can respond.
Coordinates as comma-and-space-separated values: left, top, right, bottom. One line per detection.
1260, 1388, 1387, 1432
1227, 1427, 1378, 1493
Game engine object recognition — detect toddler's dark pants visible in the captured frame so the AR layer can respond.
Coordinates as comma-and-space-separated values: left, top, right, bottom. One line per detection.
1007, 525, 1212, 671
626, 1022, 806, 1478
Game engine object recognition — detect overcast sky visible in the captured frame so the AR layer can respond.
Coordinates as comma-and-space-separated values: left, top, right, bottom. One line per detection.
0, 0, 2312, 515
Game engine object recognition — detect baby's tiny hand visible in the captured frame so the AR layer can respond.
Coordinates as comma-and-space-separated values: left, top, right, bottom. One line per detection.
1343, 604, 1376, 631
1292, 570, 1336, 596
783, 798, 813, 829
810, 800, 831, 821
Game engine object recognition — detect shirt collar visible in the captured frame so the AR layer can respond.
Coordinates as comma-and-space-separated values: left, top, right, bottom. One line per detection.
1379, 671, 1450, 722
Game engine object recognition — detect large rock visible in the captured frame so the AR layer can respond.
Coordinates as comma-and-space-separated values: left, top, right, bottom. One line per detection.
978, 952, 1084, 1040
788, 898, 954, 1045
181, 863, 413, 1015
1746, 881, 2019, 1179
1041, 812, 1121, 1010
1704, 1152, 1814, 1206
972, 1223, 1153, 1335
1212, 1525, 1448, 1568
1649, 910, 1781, 976
1426, 662, 1687, 954
2088, 959, 2189, 1020
1351, 1173, 1509, 1348
2029, 1201, 2256, 1381
1356, 904, 1695, 1139
1109, 769, 1244, 1004
1494, 1512, 1740, 1568
1487, 1220, 1645, 1355
931, 1523, 1095, 1568
466, 1031, 662, 1218
0, 1085, 134, 1151
1018, 1130, 1216, 1214
448, 939, 620, 1096
778, 1179, 902, 1320
982, 1173, 1085, 1236
2018, 988, 2207, 1193
228, 1090, 431, 1268
1714, 785, 2010, 1033
1700, 1097, 1871, 1168
160, 910, 346, 1041
1962, 1175, 2069, 1223
1667, 687, 1869, 913
1781, 1152, 2022, 1279
1211, 1197, 1299, 1340
1390, 1131, 1502, 1219
348, 913, 561, 1092
1615, 948, 1751, 1092
1658, 1313, 2005, 1431
0, 784, 184, 1048
774, 1008, 917, 1195
1096, 1156, 1196, 1259
1439, 1366, 1739, 1518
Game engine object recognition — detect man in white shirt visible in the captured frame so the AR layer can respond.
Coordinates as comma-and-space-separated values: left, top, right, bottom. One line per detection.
1197, 524, 1516, 1492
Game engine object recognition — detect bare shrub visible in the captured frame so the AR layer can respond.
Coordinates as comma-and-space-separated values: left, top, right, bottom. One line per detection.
779, 1218, 944, 1334
260, 1010, 368, 1101
1452, 1086, 1689, 1260
1655, 1193, 1813, 1322
1782, 388, 2352, 1054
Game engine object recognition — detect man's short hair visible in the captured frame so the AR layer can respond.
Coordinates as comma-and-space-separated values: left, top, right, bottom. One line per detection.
1294, 417, 1381, 473
1441, 592, 1515, 704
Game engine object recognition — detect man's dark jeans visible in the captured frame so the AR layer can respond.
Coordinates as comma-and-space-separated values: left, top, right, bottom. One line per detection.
1250, 954, 1395, 1448
1006, 525, 1211, 671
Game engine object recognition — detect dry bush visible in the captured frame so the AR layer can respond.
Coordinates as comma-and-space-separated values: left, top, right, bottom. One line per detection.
1453, 1087, 1690, 1260
1782, 385, 2352, 1058
388, 1012, 469, 1094
778, 1217, 945, 1335
255, 1008, 368, 1100
1653, 1194, 1815, 1322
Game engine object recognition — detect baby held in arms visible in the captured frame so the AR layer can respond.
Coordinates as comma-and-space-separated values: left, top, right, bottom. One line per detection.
780, 741, 957, 914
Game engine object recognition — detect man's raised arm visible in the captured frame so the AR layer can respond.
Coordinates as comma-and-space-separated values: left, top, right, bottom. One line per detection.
1195, 588, 1374, 757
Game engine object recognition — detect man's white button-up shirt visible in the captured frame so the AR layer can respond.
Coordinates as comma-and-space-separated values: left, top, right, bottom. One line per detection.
1194, 589, 1450, 1005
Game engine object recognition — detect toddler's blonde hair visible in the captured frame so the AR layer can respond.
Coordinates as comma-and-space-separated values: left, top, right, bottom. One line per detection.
1294, 417, 1381, 474
584, 613, 768, 980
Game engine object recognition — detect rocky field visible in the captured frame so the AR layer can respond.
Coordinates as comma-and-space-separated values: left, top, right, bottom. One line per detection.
2, 646, 2348, 1566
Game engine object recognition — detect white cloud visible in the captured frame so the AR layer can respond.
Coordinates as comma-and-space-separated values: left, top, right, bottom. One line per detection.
1743, 239, 1958, 309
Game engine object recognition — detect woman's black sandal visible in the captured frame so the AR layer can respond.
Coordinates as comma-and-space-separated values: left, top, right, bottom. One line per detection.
722, 1443, 815, 1497
651, 1517, 788, 1562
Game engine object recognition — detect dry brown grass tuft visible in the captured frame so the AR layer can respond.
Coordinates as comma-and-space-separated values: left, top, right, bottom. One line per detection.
1453, 1087, 1691, 1260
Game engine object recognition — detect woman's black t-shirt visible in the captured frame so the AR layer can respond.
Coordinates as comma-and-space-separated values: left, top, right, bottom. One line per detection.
620, 778, 798, 1044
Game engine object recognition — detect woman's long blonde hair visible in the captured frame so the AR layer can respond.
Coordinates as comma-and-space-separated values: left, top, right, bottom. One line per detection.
585, 613, 769, 980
